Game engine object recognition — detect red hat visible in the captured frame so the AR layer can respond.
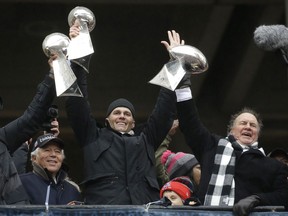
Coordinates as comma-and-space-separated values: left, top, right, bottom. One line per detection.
160, 180, 191, 201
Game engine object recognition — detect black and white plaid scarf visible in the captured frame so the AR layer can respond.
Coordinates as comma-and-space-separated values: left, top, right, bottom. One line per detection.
204, 137, 236, 206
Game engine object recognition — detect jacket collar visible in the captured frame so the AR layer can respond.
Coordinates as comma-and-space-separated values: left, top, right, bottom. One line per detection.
32, 162, 67, 184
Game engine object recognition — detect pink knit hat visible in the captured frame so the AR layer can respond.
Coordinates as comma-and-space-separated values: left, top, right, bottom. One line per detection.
161, 150, 199, 179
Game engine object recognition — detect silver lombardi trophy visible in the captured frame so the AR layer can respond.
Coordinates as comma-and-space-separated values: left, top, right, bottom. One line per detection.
149, 45, 208, 91
42, 33, 83, 97
67, 6, 96, 73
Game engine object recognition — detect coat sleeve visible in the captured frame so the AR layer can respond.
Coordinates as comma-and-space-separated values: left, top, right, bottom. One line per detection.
0, 75, 55, 153
65, 62, 98, 146
142, 87, 176, 152
11, 143, 29, 174
176, 98, 221, 204
155, 135, 171, 186
256, 163, 288, 208
176, 99, 218, 162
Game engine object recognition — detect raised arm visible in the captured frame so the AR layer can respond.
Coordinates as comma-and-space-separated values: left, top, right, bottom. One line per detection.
1, 71, 56, 153
65, 22, 97, 146
143, 31, 184, 150
155, 119, 179, 185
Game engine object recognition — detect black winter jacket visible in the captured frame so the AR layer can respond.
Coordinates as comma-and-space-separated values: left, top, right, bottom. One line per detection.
66, 63, 176, 204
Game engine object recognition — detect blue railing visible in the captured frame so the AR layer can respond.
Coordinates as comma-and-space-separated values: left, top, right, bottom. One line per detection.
0, 205, 286, 216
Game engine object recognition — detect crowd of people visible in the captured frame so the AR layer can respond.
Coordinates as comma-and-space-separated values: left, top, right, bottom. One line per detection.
0, 17, 287, 216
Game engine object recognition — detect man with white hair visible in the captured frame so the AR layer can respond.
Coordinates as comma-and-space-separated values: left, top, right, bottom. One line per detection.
19, 133, 81, 205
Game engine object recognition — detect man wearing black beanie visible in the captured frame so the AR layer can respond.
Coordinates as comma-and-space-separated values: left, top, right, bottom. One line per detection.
65, 24, 183, 204
106, 98, 135, 118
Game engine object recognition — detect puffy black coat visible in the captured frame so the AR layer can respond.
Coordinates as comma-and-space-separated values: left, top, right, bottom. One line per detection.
0, 75, 55, 204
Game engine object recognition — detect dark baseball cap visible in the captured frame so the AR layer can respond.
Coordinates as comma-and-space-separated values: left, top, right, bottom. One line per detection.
33, 133, 64, 151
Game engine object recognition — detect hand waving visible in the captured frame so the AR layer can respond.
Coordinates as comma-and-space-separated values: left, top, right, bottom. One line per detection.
161, 30, 185, 51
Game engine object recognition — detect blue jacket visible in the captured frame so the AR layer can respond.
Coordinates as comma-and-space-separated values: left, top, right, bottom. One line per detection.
20, 163, 81, 205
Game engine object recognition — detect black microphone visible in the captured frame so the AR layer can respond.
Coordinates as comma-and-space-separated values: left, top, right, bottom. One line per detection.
253, 25, 288, 64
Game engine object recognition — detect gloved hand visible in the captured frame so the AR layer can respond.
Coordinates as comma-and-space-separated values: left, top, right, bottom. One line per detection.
233, 195, 261, 216
184, 196, 201, 206
176, 71, 191, 89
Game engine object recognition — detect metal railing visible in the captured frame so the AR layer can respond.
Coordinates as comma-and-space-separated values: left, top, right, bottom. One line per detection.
0, 205, 286, 216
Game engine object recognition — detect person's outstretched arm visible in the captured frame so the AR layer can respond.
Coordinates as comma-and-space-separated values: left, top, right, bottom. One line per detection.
1, 71, 56, 154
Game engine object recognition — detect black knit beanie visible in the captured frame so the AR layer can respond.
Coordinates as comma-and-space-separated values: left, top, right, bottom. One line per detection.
106, 98, 135, 117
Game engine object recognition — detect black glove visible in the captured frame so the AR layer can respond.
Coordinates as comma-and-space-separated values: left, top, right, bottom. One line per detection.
176, 59, 197, 89
184, 196, 201, 206
165, 57, 192, 89
233, 195, 261, 216
176, 70, 191, 89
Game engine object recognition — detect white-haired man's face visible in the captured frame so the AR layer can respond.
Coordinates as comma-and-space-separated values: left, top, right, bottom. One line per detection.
230, 112, 259, 146
32, 142, 64, 177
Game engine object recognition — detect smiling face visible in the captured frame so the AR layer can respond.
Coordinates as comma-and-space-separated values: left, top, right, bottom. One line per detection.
32, 142, 64, 177
230, 112, 260, 145
106, 107, 135, 133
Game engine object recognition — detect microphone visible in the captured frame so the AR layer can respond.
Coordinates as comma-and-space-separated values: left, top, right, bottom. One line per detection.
253, 25, 288, 64
254, 25, 288, 51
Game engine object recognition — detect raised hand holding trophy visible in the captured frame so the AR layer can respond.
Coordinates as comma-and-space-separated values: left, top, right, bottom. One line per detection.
42, 33, 83, 97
